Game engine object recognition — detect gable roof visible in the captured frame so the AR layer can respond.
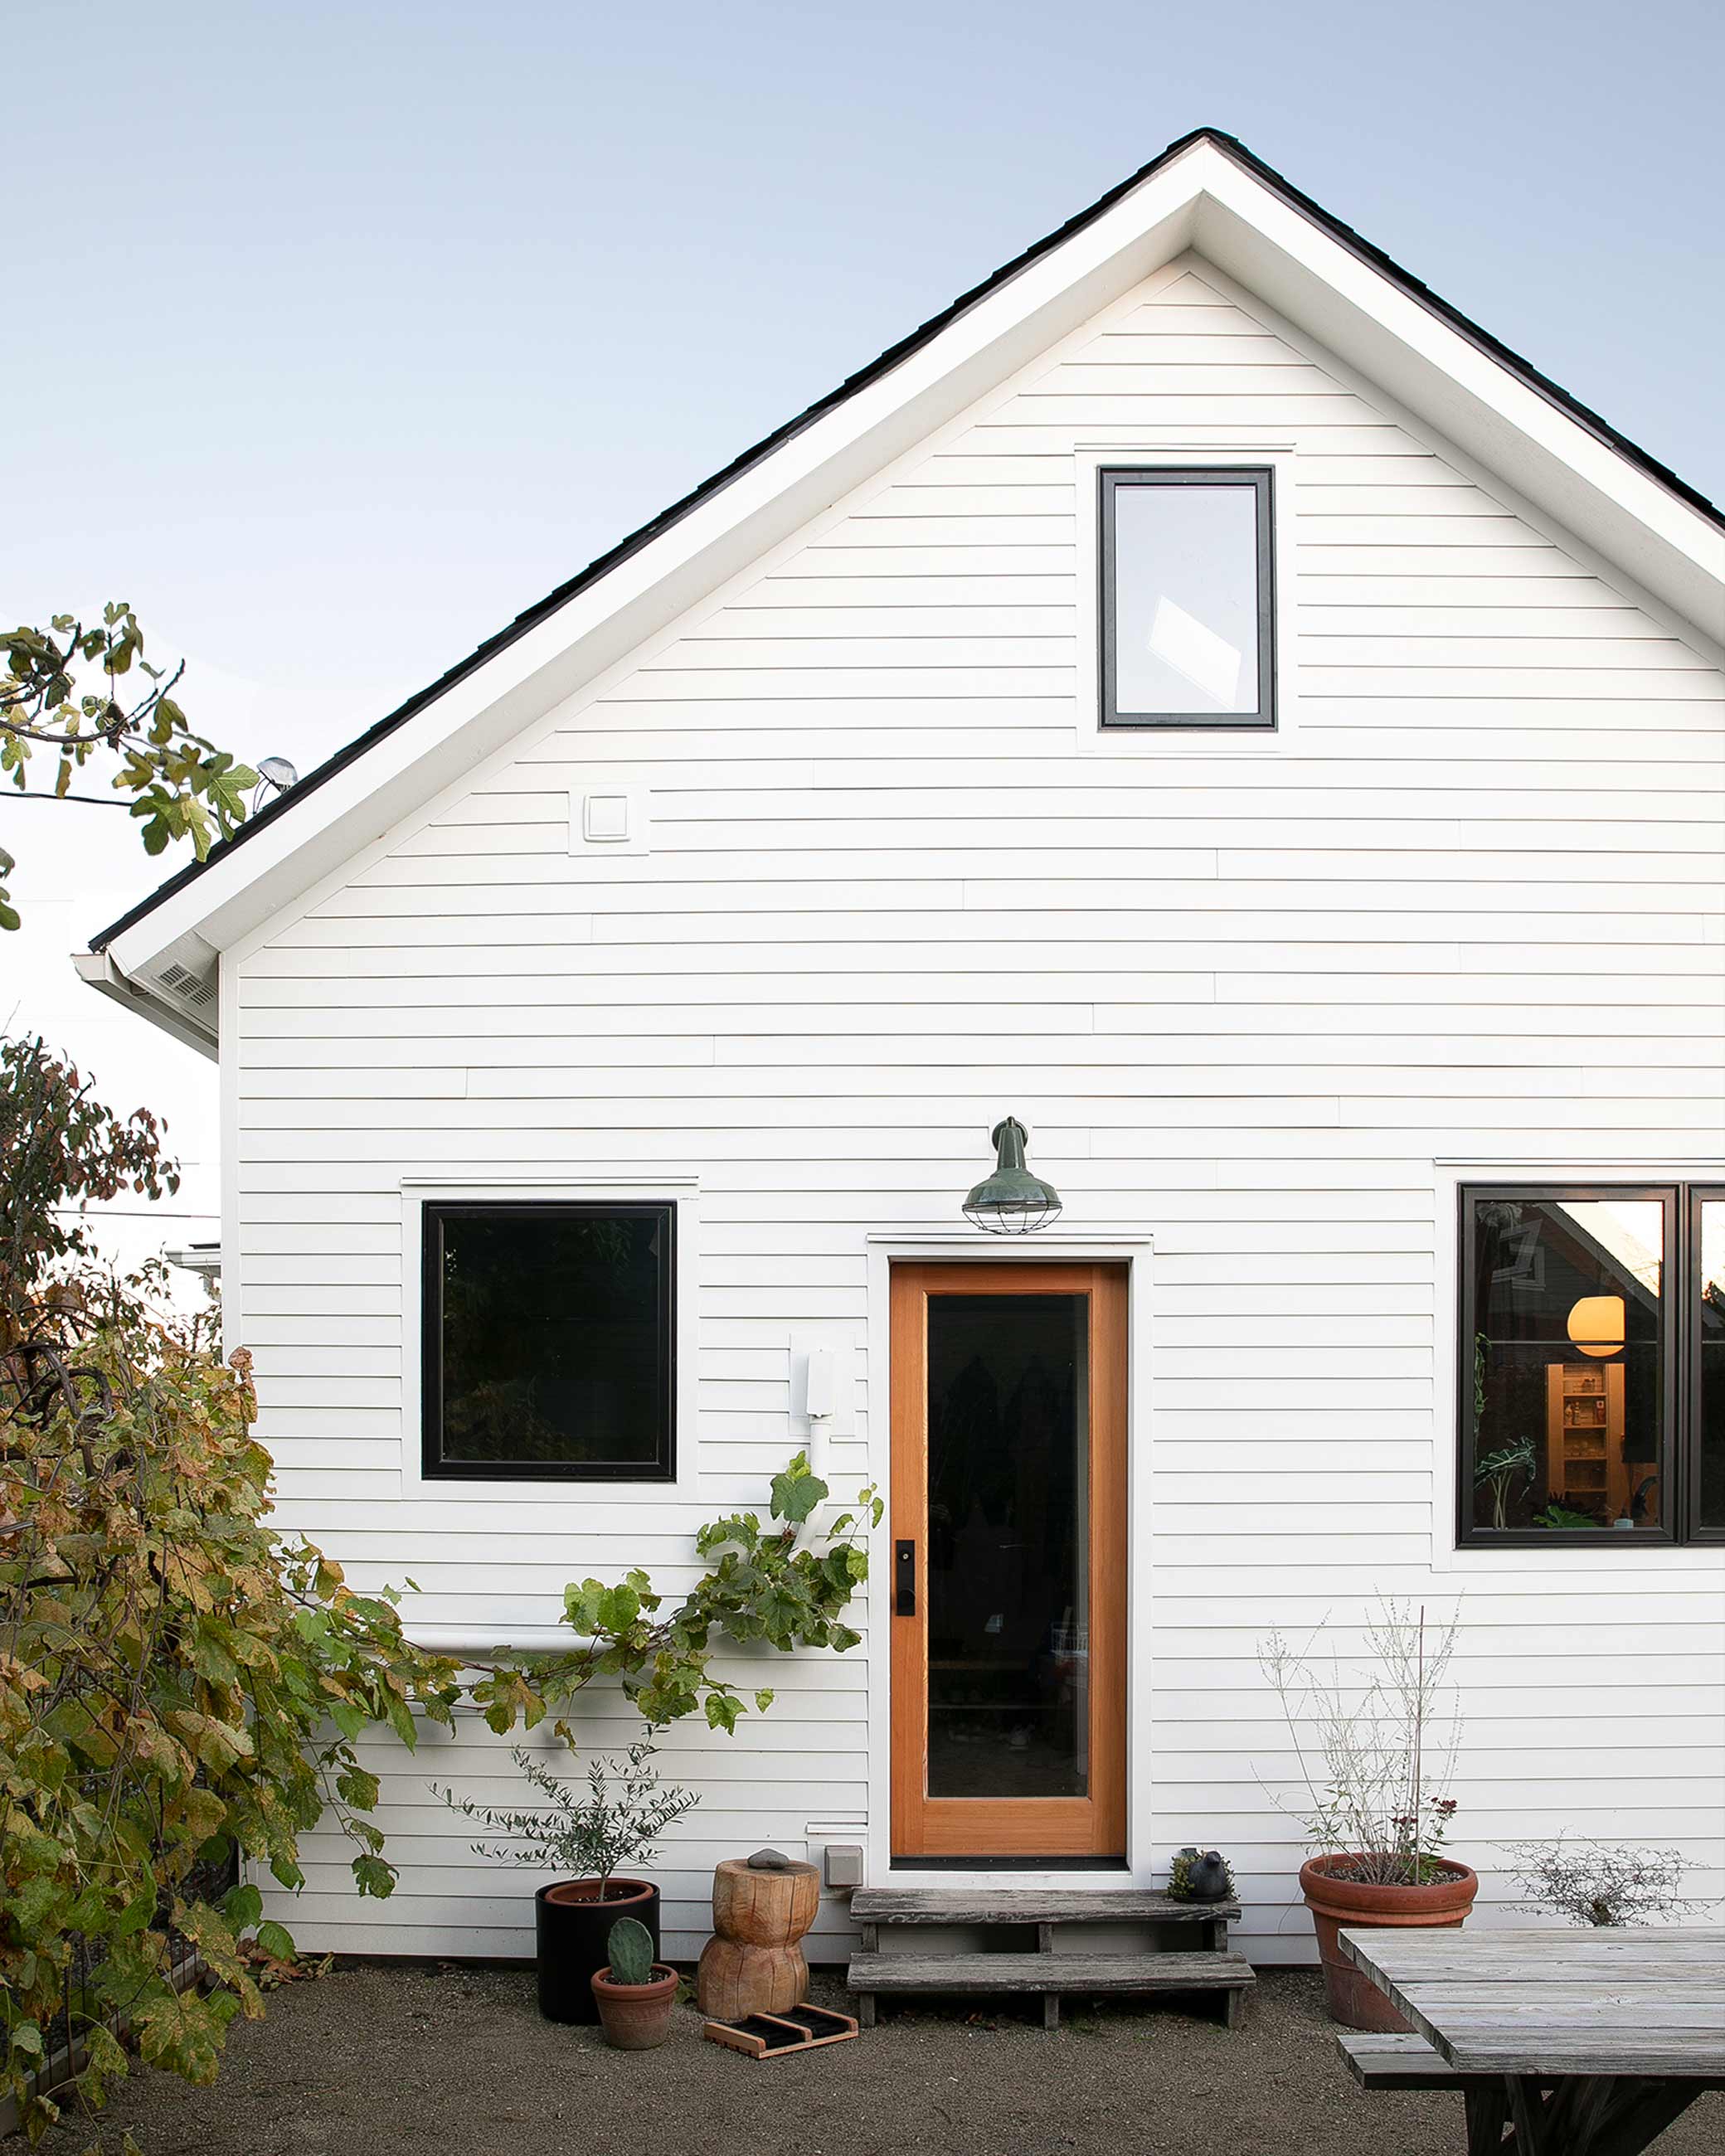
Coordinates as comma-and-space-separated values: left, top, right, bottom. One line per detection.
85, 125, 1725, 1034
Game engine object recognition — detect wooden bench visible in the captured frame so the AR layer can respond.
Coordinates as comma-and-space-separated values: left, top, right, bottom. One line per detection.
1337, 2031, 1468, 2090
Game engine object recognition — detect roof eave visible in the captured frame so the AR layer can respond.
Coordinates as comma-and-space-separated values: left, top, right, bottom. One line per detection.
73, 951, 220, 1060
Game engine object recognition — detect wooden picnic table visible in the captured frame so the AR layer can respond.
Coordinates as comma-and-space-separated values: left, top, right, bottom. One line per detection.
1339, 1925, 1725, 2155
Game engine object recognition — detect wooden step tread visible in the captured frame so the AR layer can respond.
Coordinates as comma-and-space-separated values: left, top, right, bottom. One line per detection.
847, 1950, 1256, 1996
1336, 2032, 1466, 2090
850, 1888, 1239, 1926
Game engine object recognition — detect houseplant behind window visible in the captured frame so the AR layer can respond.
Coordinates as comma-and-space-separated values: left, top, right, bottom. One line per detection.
434, 1738, 696, 2024
1260, 1601, 1477, 2031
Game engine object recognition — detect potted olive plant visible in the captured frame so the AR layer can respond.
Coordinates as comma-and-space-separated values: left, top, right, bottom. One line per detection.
1260, 1600, 1477, 2031
434, 1737, 697, 2024
591, 1916, 680, 2049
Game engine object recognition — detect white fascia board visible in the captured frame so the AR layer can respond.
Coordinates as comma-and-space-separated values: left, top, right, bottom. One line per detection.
104, 157, 1212, 983
1193, 169, 1725, 644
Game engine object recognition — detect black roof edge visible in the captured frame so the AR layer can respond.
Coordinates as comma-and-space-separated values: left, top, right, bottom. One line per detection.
92, 124, 1723, 955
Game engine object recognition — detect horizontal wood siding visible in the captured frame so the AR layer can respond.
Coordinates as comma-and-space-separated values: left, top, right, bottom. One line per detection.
235, 256, 1725, 1964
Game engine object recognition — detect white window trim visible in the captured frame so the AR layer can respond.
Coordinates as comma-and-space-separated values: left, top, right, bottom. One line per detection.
1073, 442, 1300, 757
400, 1173, 702, 1503
1429, 1159, 1725, 1575
860, 1228, 1159, 1889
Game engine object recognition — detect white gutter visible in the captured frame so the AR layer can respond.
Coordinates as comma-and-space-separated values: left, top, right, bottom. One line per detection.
72, 949, 218, 1061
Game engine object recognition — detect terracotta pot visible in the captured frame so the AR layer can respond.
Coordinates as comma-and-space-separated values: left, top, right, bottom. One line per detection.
534, 1879, 659, 2025
1299, 1855, 1479, 2032
590, 1963, 679, 2050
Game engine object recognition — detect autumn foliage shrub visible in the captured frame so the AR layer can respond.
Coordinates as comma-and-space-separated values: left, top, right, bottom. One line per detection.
0, 1038, 461, 2139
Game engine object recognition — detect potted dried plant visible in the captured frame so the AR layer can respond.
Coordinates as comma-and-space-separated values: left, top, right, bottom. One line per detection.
1261, 1600, 1477, 2030
434, 1736, 697, 2024
591, 1916, 680, 2049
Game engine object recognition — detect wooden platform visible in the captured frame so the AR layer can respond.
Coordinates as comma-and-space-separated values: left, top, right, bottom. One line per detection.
846, 1885, 1254, 2031
851, 1886, 1240, 1927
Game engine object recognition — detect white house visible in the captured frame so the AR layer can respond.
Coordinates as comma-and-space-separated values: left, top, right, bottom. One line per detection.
79, 129, 1725, 1974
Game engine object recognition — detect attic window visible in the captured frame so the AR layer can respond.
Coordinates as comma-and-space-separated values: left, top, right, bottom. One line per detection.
1099, 468, 1276, 728
421, 1202, 675, 1482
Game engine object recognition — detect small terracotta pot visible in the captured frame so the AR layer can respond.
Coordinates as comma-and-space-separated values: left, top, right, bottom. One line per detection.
1299, 1855, 1479, 2031
590, 1964, 679, 2050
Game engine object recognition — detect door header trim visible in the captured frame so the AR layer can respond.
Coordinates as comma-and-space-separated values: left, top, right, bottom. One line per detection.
867, 1230, 1154, 1255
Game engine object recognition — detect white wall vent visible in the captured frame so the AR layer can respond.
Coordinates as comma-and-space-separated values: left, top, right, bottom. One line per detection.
157, 961, 216, 1012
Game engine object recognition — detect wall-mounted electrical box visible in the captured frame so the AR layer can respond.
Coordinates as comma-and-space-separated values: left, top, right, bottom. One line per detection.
570, 786, 649, 855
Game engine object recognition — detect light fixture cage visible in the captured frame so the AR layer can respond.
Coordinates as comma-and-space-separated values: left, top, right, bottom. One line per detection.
962, 1116, 1063, 1236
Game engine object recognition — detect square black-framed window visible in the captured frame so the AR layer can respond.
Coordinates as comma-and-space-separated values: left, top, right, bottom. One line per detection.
422, 1201, 674, 1482
1459, 1183, 1723, 1547
1099, 466, 1276, 729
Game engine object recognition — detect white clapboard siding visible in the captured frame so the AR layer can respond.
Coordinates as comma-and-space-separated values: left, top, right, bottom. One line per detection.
237, 253, 1725, 1964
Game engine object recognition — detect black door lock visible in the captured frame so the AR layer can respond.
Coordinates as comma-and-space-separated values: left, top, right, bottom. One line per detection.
894, 1540, 916, 1616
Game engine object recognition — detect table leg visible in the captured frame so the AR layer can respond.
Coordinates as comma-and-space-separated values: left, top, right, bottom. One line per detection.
1507, 2078, 1556, 2154
1465, 2081, 1512, 2154
1587, 2081, 1706, 2156
1467, 2074, 1707, 2156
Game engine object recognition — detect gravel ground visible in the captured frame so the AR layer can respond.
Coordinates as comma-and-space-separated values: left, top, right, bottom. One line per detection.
22, 1961, 1722, 2156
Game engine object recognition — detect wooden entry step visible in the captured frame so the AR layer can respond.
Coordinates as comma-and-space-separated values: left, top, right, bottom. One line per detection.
847, 1888, 1251, 2031
851, 1886, 1240, 1928
846, 1948, 1256, 2032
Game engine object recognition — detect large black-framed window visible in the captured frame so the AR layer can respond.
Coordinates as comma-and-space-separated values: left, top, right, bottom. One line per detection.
1099, 466, 1276, 729
1459, 1184, 1723, 1547
422, 1201, 675, 1483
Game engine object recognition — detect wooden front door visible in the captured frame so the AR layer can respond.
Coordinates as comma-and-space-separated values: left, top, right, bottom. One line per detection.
890, 1262, 1127, 1859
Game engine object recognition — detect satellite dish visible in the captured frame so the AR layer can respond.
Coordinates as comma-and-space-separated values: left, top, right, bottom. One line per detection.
252, 756, 299, 812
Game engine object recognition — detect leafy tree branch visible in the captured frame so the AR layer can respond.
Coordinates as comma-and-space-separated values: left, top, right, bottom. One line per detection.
1, 605, 257, 930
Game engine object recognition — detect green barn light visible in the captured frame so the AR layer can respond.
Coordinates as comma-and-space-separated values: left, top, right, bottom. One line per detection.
962, 1117, 1063, 1236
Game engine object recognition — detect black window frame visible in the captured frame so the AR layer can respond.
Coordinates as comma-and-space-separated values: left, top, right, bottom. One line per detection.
421, 1198, 676, 1484
1457, 1182, 1723, 1549
1686, 1184, 1725, 1547
1098, 465, 1276, 731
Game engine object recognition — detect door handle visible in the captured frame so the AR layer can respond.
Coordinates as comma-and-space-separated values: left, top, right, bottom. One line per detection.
894, 1540, 916, 1617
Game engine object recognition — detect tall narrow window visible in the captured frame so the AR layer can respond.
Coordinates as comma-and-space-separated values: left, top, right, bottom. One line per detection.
1693, 1190, 1725, 1539
423, 1202, 674, 1482
1100, 467, 1275, 728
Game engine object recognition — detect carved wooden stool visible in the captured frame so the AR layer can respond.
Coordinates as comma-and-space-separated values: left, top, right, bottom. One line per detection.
697, 1849, 821, 2020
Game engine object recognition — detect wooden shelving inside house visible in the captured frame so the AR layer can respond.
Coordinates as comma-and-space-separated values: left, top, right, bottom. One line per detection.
1545, 1363, 1628, 1522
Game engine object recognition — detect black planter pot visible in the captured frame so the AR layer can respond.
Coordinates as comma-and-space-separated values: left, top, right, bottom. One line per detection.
533, 1879, 660, 2025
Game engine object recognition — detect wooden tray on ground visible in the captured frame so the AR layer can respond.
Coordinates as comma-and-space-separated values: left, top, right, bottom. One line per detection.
702, 2003, 859, 2059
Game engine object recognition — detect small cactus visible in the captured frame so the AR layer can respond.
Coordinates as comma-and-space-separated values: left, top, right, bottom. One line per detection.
605, 1915, 657, 1987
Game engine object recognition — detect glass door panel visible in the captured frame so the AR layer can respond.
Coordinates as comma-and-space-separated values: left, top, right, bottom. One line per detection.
926, 1293, 1089, 1799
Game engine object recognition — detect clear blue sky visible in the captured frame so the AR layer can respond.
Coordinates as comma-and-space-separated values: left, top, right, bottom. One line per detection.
4, 0, 1723, 1160
9, 0, 1723, 779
